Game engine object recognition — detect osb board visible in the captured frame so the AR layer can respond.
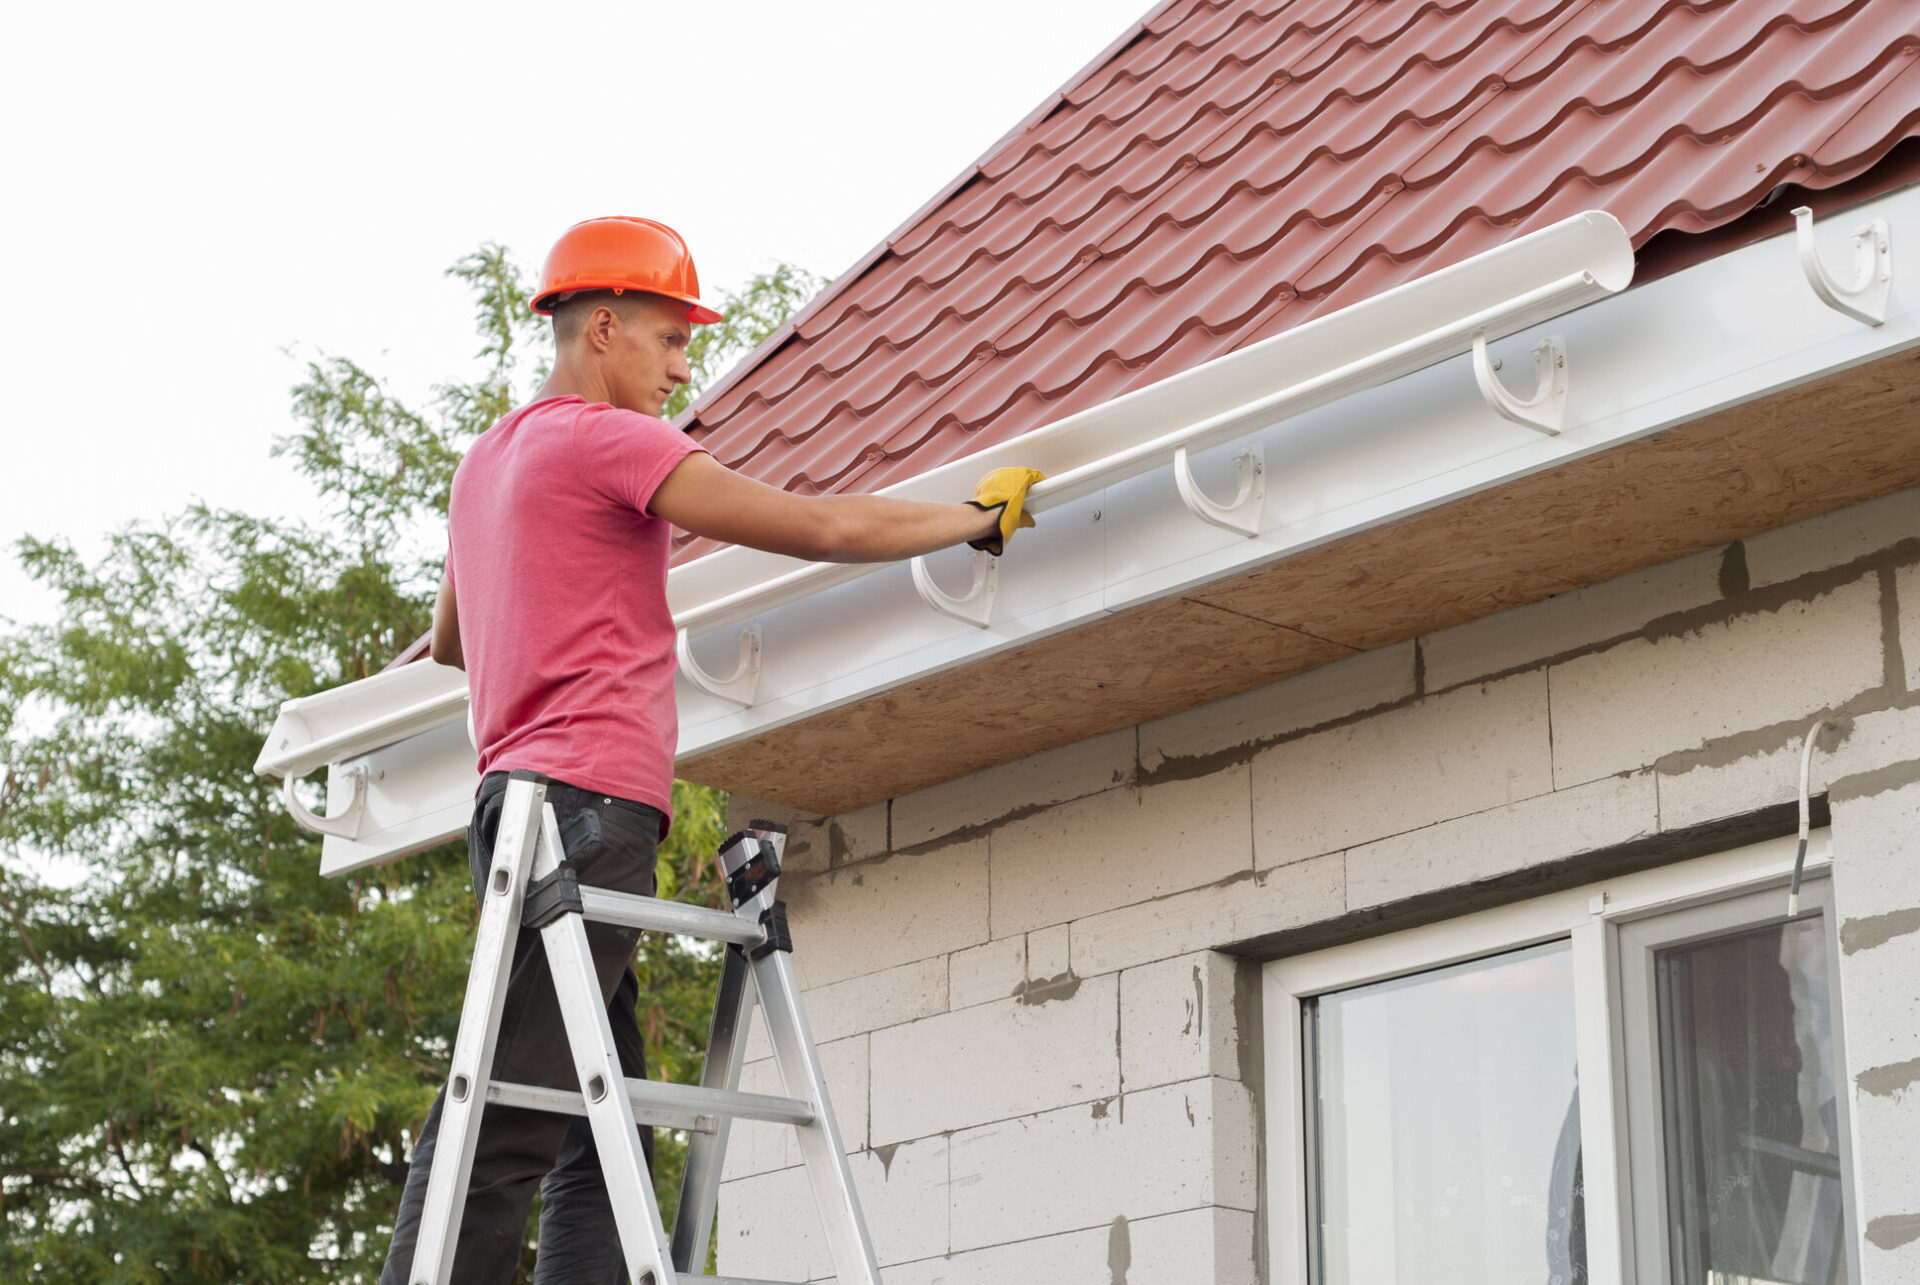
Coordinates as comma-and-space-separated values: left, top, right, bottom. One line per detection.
680, 600, 1355, 815
680, 348, 1920, 815
1190, 347, 1920, 647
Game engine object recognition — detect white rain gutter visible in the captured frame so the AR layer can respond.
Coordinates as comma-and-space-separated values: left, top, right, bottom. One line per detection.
253, 657, 476, 873
256, 191, 1918, 875
665, 210, 1634, 638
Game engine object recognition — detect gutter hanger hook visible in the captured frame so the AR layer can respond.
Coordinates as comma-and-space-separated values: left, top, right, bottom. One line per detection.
1794, 205, 1890, 327
911, 549, 998, 627
1174, 444, 1265, 537
1472, 331, 1567, 435
283, 763, 370, 839
677, 626, 761, 706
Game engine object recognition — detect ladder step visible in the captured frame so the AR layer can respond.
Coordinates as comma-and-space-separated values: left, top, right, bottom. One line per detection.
576, 887, 767, 947
418, 780, 878, 1284
487, 1076, 816, 1134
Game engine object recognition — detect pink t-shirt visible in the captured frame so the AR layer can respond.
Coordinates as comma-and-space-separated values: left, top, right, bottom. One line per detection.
448, 395, 705, 823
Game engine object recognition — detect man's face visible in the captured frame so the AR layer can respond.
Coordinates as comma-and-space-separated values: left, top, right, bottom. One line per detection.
607, 294, 694, 417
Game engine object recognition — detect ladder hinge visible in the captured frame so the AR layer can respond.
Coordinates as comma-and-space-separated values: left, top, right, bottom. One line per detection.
721, 829, 782, 907
523, 862, 585, 928
750, 901, 793, 959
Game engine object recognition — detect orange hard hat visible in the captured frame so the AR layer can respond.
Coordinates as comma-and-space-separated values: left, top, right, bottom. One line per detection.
532, 216, 723, 324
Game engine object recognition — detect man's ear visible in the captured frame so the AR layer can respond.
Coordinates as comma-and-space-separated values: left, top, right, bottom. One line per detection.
585, 303, 621, 352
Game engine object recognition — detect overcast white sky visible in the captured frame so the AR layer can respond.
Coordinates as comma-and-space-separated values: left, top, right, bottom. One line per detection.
0, 0, 1151, 625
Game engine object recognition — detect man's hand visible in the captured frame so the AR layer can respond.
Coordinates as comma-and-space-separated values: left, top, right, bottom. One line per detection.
964, 467, 1046, 556
651, 452, 1042, 564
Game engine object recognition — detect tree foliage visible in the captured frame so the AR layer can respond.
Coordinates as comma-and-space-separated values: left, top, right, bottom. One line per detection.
0, 250, 822, 1281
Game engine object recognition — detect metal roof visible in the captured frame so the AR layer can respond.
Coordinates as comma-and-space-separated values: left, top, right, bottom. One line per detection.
674, 0, 1920, 563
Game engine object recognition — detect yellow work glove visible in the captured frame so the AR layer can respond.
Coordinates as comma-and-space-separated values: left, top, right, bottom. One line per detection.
966, 467, 1045, 555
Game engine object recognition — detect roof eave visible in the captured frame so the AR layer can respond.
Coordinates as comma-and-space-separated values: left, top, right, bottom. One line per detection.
675, 186, 1920, 812
259, 189, 1920, 869
666, 210, 1636, 633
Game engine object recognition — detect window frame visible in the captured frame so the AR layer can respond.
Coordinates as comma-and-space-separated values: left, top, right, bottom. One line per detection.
1616, 875, 1860, 1285
1263, 830, 1848, 1285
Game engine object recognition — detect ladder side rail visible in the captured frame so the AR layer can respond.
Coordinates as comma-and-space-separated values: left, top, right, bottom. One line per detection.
410, 774, 546, 1285
672, 943, 761, 1272
531, 801, 681, 1285
752, 946, 884, 1285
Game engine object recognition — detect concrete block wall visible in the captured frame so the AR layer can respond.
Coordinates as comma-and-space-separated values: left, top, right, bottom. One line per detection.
714, 485, 1920, 1284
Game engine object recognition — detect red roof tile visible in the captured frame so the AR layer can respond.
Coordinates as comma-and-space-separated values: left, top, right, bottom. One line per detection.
675, 0, 1920, 563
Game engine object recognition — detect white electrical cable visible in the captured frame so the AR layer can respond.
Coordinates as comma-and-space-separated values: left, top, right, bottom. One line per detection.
1788, 717, 1831, 916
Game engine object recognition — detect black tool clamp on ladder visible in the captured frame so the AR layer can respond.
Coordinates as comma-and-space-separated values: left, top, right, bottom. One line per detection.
409, 769, 881, 1285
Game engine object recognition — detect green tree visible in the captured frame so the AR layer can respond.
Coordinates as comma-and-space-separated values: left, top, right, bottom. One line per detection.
0, 250, 821, 1282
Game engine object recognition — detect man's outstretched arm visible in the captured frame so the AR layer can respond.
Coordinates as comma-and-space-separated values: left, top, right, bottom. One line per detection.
650, 453, 1036, 563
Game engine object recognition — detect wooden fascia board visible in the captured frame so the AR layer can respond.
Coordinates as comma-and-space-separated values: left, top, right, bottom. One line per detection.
679, 346, 1920, 815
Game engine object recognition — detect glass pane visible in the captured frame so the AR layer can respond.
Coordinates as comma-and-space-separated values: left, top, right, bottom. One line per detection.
1657, 915, 1851, 1285
1309, 941, 1585, 1285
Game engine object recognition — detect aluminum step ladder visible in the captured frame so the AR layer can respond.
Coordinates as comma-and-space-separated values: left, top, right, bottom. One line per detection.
409, 769, 880, 1285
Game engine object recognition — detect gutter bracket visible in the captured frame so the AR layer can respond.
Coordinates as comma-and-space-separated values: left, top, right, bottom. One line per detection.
1794, 205, 1890, 326
677, 626, 761, 706
1173, 444, 1265, 537
283, 762, 370, 839
910, 549, 998, 627
1472, 330, 1566, 436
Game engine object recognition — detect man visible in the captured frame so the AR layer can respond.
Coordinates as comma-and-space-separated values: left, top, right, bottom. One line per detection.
381, 215, 1040, 1284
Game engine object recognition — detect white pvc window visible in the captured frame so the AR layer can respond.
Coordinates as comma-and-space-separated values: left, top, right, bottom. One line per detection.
1619, 879, 1856, 1285
1265, 833, 1859, 1285
1307, 940, 1585, 1283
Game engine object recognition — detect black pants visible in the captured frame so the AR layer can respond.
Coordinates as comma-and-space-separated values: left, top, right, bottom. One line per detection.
381, 773, 663, 1285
